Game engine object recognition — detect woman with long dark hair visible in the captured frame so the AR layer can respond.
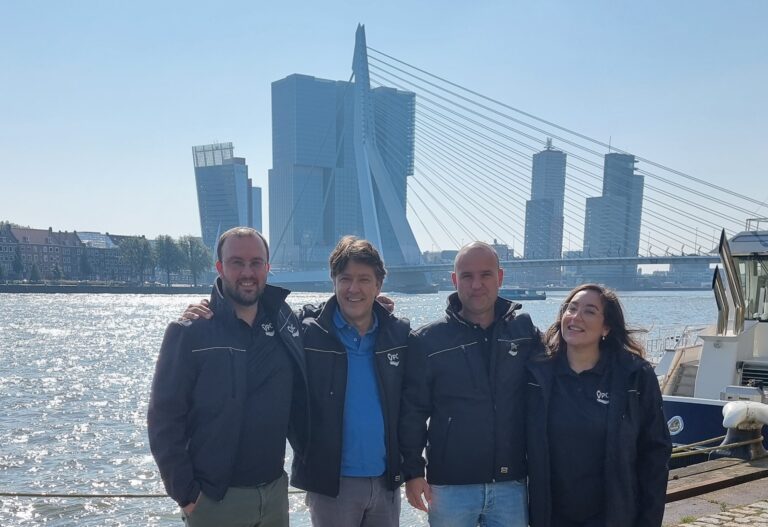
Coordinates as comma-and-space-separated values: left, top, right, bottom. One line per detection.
526, 284, 671, 527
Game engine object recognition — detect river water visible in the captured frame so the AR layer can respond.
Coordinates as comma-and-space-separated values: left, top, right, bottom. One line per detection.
0, 290, 716, 526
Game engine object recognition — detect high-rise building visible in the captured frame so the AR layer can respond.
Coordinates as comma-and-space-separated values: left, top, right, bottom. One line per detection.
268, 74, 417, 269
267, 25, 430, 292
249, 184, 262, 233
523, 140, 566, 284
582, 152, 644, 285
193, 142, 257, 252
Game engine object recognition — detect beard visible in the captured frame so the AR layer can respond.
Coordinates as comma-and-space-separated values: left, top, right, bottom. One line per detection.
221, 278, 263, 307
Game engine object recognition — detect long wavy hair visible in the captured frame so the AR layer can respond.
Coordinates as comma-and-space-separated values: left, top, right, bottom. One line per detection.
544, 283, 645, 358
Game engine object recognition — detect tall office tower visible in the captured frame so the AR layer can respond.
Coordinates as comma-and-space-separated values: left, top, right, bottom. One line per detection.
523, 139, 566, 284
582, 152, 644, 285
193, 142, 251, 252
268, 38, 419, 272
249, 184, 262, 233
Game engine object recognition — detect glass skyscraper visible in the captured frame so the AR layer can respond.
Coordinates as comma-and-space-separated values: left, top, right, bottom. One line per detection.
582, 152, 644, 285
268, 74, 416, 269
523, 140, 566, 284
193, 142, 261, 253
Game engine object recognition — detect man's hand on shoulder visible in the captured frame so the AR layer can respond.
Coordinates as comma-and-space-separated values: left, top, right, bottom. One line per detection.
405, 477, 432, 512
181, 299, 213, 321
376, 295, 395, 314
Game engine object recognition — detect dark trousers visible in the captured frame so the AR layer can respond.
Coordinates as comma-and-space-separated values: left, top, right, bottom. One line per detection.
551, 510, 604, 527
306, 476, 400, 527
182, 472, 289, 527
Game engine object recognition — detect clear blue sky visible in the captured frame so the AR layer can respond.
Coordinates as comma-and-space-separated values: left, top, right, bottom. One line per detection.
1, 1, 766, 248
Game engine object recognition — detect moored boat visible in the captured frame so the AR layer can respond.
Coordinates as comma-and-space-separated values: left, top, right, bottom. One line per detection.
498, 287, 547, 301
499, 287, 547, 300
655, 219, 768, 462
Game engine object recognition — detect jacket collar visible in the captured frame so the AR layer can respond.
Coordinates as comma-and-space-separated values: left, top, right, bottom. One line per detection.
610, 346, 647, 376
314, 294, 395, 333
209, 277, 291, 324
527, 345, 645, 384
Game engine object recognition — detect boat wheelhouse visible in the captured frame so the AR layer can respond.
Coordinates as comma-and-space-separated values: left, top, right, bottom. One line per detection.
655, 219, 768, 451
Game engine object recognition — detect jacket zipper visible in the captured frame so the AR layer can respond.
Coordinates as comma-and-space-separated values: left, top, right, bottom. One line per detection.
229, 348, 237, 398
441, 416, 453, 465
461, 345, 478, 390
374, 348, 393, 487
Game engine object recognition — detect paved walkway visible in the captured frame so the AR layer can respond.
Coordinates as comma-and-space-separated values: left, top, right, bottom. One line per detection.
664, 478, 768, 526
671, 500, 768, 526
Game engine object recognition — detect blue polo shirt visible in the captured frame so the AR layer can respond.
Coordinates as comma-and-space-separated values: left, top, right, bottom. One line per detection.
333, 307, 386, 477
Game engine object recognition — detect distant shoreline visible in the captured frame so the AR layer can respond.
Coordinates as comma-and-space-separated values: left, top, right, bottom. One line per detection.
0, 283, 212, 295
0, 283, 710, 294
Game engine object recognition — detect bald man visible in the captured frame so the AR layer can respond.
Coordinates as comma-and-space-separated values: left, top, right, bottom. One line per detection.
400, 242, 544, 527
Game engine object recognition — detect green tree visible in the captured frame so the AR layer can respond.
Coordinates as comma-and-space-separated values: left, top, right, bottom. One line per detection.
12, 247, 24, 279
155, 235, 183, 286
119, 236, 154, 283
179, 235, 212, 287
0, 263, 5, 282
52, 264, 62, 281
29, 263, 41, 282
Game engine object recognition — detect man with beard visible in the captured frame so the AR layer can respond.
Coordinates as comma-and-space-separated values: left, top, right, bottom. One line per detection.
147, 227, 309, 527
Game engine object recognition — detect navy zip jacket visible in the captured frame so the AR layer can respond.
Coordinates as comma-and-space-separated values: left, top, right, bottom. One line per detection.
147, 280, 309, 507
290, 296, 410, 497
526, 349, 672, 527
400, 293, 544, 485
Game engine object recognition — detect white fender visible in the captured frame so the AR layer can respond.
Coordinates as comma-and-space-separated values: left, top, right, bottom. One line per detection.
722, 400, 768, 430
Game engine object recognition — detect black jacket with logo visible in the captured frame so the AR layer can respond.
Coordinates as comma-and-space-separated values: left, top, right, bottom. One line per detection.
290, 296, 410, 497
399, 293, 544, 485
526, 348, 672, 527
147, 280, 309, 507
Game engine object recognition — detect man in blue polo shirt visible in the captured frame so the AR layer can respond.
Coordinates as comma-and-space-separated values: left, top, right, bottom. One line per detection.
292, 236, 410, 527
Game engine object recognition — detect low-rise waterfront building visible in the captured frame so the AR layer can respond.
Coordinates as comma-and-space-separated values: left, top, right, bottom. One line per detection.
9, 226, 86, 280
0, 223, 19, 278
76, 231, 129, 281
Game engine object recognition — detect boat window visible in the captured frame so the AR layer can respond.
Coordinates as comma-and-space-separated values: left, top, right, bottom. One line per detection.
737, 255, 768, 321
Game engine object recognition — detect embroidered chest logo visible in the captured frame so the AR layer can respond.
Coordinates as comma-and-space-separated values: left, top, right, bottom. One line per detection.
508, 342, 519, 356
261, 322, 275, 337
595, 389, 610, 405
287, 323, 299, 338
387, 352, 400, 367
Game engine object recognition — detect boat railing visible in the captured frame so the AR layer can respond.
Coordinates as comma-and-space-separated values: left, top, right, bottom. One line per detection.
642, 325, 706, 361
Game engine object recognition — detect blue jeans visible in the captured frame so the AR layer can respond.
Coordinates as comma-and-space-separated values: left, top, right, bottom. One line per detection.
428, 479, 527, 527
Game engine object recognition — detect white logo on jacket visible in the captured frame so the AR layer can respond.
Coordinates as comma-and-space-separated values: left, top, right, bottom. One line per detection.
261, 322, 275, 337
508, 342, 519, 356
596, 389, 610, 405
287, 323, 299, 338
387, 352, 400, 367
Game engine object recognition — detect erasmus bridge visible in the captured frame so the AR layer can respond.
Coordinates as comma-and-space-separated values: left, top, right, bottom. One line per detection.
268, 25, 761, 290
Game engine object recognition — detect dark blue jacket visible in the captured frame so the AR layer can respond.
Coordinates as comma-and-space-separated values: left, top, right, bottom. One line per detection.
290, 296, 410, 497
526, 349, 671, 527
400, 293, 544, 485
147, 280, 309, 507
